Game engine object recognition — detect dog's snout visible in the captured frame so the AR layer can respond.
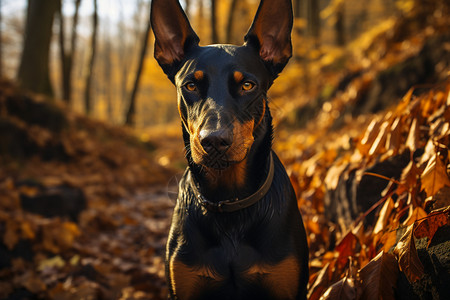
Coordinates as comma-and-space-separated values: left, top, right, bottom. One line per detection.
199, 129, 233, 154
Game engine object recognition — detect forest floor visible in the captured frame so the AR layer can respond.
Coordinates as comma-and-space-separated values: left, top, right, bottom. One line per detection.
1, 1, 450, 299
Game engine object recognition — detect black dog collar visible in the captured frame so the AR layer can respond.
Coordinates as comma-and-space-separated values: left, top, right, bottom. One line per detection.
189, 152, 274, 213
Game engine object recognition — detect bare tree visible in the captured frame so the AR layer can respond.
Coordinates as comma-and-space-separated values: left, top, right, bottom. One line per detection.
58, 0, 82, 103
210, 0, 218, 43
225, 0, 238, 43
0, 0, 3, 77
293, 0, 302, 18
307, 0, 320, 48
125, 15, 152, 126
102, 19, 113, 121
84, 0, 98, 114
17, 0, 59, 96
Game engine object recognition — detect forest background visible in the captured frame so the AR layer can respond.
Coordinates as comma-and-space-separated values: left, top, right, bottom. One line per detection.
1, 0, 449, 299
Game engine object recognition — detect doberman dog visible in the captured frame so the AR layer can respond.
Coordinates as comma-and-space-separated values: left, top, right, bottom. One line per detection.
151, 0, 309, 299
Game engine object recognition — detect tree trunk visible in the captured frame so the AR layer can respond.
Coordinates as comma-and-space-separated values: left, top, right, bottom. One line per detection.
335, 1, 345, 47
0, 0, 3, 77
102, 23, 113, 121
197, 0, 205, 38
84, 0, 98, 115
307, 0, 320, 48
210, 0, 218, 43
125, 17, 152, 126
294, 0, 302, 18
58, 0, 81, 103
17, 0, 59, 96
225, 0, 238, 44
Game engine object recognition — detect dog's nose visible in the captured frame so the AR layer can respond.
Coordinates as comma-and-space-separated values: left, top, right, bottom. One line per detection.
199, 129, 232, 154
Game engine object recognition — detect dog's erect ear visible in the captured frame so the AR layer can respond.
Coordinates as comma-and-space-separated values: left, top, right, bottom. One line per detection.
244, 0, 293, 76
150, 0, 199, 81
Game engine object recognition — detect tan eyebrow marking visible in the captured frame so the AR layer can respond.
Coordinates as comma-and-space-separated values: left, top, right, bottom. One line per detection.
194, 70, 204, 80
233, 71, 244, 83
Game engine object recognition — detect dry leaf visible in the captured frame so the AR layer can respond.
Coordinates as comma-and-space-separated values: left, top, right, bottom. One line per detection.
320, 276, 357, 300
393, 223, 424, 283
414, 209, 449, 247
373, 198, 394, 234
4, 219, 19, 250
421, 154, 450, 197
309, 262, 333, 300
369, 121, 389, 156
402, 206, 427, 227
335, 232, 358, 268
358, 251, 399, 300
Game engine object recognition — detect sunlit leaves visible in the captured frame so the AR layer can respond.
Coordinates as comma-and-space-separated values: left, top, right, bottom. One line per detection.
393, 223, 424, 283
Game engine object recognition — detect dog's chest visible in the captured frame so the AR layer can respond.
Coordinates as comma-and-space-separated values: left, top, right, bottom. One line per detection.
168, 208, 301, 299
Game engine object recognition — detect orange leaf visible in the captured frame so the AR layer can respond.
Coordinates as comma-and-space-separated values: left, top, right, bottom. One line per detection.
309, 262, 333, 300
373, 198, 394, 235
400, 160, 420, 193
406, 118, 420, 152
368, 121, 389, 156
335, 232, 357, 268
402, 206, 427, 227
393, 223, 424, 283
358, 251, 399, 300
421, 154, 450, 197
414, 209, 449, 247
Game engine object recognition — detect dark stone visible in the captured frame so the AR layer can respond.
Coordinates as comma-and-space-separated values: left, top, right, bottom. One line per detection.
19, 183, 86, 222
324, 150, 410, 225
396, 225, 450, 300
5, 95, 67, 132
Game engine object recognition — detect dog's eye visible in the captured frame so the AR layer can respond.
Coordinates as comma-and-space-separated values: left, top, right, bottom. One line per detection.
242, 81, 255, 91
185, 82, 197, 92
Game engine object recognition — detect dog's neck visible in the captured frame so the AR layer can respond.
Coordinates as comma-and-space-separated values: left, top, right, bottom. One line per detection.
184, 104, 273, 203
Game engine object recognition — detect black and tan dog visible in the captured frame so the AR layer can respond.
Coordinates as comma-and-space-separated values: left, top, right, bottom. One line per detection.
151, 0, 309, 298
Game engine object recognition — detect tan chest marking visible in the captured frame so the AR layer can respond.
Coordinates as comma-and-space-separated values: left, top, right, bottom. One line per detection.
170, 259, 223, 299
243, 256, 301, 299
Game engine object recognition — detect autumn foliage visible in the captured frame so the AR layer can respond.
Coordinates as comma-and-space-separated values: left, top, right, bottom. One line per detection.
278, 83, 450, 299
0, 0, 449, 299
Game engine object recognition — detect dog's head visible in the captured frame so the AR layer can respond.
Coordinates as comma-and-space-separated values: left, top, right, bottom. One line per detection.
151, 0, 293, 175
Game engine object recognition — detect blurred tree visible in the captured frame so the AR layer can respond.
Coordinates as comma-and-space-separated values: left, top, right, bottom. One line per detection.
84, 0, 98, 114
225, 0, 238, 43
17, 0, 59, 96
294, 0, 302, 18
102, 20, 113, 120
307, 0, 320, 48
58, 0, 82, 103
0, 0, 3, 77
125, 12, 152, 126
335, 1, 345, 46
210, 0, 218, 43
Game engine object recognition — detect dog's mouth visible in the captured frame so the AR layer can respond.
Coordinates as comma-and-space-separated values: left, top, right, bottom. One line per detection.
201, 148, 250, 170
190, 140, 250, 169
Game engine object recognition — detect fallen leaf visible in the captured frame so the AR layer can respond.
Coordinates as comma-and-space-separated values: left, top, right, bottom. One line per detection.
402, 206, 427, 227
421, 154, 450, 197
369, 120, 390, 156
414, 209, 449, 247
3, 219, 19, 250
335, 232, 358, 268
373, 198, 394, 234
393, 223, 424, 283
309, 262, 333, 300
405, 118, 420, 152
38, 256, 66, 271
319, 275, 357, 300
358, 251, 399, 300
